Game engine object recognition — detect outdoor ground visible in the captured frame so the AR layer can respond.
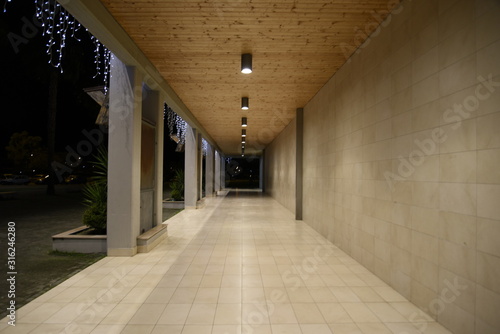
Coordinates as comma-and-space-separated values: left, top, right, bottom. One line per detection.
0, 184, 181, 318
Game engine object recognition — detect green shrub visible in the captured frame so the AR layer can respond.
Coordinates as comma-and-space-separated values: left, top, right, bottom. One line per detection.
82, 146, 107, 233
170, 169, 184, 201
82, 202, 107, 233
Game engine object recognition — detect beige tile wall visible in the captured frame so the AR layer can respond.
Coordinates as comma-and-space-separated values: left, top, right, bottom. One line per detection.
267, 0, 500, 333
264, 119, 296, 213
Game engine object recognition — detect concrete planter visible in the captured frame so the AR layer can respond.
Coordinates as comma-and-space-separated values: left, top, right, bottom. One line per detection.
163, 200, 184, 209
52, 226, 107, 253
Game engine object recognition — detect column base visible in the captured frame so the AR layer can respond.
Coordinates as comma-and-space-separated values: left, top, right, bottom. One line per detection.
107, 246, 137, 257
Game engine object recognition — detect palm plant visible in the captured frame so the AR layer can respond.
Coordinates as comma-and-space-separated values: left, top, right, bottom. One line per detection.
169, 168, 184, 201
82, 145, 107, 233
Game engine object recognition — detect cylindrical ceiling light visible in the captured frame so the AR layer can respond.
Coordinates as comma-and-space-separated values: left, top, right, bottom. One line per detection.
241, 97, 249, 110
241, 53, 252, 74
242, 148, 245, 157
241, 117, 247, 127
242, 129, 246, 137
241, 136, 246, 144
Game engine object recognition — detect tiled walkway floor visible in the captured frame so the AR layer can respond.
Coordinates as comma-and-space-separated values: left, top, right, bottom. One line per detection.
1, 190, 452, 334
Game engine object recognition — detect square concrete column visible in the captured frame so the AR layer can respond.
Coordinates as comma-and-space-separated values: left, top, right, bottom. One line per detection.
141, 89, 164, 227
155, 95, 165, 225
295, 108, 304, 220
184, 124, 199, 209
198, 134, 203, 199
220, 155, 226, 189
214, 150, 221, 192
205, 143, 214, 197
107, 56, 143, 256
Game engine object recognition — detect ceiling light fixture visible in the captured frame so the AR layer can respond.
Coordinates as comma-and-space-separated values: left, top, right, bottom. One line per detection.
241, 97, 249, 110
241, 117, 247, 127
241, 53, 252, 74
242, 136, 246, 144
242, 129, 246, 137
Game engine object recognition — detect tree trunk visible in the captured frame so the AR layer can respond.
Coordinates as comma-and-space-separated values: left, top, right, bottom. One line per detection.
46, 69, 58, 195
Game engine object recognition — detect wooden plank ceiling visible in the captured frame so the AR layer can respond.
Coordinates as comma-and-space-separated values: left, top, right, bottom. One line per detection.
99, 0, 400, 155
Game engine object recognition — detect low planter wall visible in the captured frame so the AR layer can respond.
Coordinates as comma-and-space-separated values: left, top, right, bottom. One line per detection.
52, 226, 107, 253
162, 200, 184, 209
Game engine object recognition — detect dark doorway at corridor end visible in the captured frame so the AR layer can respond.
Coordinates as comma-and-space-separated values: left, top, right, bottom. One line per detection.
225, 156, 260, 189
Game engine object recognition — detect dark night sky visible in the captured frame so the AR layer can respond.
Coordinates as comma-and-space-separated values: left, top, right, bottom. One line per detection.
0, 1, 242, 181
0, 1, 104, 172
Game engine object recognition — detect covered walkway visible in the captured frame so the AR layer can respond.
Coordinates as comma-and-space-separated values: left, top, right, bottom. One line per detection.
1, 191, 450, 334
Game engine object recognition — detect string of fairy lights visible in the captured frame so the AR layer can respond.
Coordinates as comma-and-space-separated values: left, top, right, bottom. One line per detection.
4, 0, 111, 91
90, 35, 111, 93
165, 104, 188, 146
5, 0, 209, 155
201, 138, 208, 156
165, 104, 209, 156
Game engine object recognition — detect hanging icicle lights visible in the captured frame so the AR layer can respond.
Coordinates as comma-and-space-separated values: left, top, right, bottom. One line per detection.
90, 34, 112, 93
2, 0, 12, 12
202, 138, 208, 156
165, 104, 188, 145
4, 0, 111, 89
35, 0, 78, 71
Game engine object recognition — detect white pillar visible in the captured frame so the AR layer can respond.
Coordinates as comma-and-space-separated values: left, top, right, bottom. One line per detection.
220, 155, 226, 189
205, 144, 214, 197
198, 134, 203, 199
214, 150, 221, 193
107, 56, 142, 256
184, 124, 198, 209
153, 93, 164, 226
295, 108, 304, 220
